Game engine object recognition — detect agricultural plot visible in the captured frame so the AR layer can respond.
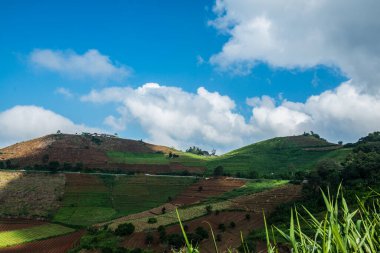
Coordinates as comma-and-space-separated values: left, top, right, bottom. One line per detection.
0, 171, 65, 218
0, 224, 74, 248
54, 174, 196, 226
107, 180, 289, 232
107, 151, 209, 167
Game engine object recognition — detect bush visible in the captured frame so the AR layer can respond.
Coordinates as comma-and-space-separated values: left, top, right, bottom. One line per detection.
147, 217, 157, 224
216, 234, 222, 242
205, 205, 213, 214
195, 226, 209, 239
145, 232, 154, 245
229, 221, 236, 228
115, 223, 135, 236
167, 233, 184, 249
245, 213, 251, 220
213, 166, 224, 177
218, 223, 226, 232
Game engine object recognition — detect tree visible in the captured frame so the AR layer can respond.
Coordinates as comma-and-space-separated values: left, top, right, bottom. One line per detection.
195, 226, 209, 239
145, 232, 154, 245
115, 223, 135, 236
48, 161, 60, 173
213, 166, 224, 177
218, 223, 226, 232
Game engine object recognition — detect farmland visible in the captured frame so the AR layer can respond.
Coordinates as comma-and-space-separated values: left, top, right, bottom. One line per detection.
0, 171, 65, 218
53, 174, 196, 226
0, 224, 74, 248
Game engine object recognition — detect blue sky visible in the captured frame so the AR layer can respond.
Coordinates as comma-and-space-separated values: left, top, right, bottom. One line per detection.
1, 0, 379, 152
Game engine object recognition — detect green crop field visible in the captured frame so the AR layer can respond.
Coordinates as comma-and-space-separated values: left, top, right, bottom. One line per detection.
54, 174, 196, 226
0, 224, 74, 248
107, 151, 209, 167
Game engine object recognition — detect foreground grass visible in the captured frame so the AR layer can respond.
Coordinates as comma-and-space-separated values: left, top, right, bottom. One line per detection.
174, 186, 380, 253
0, 224, 74, 248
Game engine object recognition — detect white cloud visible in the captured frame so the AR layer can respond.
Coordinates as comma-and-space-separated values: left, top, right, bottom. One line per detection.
210, 0, 380, 92
248, 81, 380, 143
55, 87, 73, 98
82, 82, 380, 151
0, 105, 100, 148
30, 49, 130, 81
82, 83, 255, 151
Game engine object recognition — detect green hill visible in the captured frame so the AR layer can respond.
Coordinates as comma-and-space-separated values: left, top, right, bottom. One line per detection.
204, 135, 351, 177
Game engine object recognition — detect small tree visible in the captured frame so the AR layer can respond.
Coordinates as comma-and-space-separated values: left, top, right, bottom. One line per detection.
115, 223, 135, 236
161, 207, 166, 214
229, 221, 236, 228
213, 166, 224, 177
245, 213, 251, 220
147, 217, 157, 224
218, 223, 226, 232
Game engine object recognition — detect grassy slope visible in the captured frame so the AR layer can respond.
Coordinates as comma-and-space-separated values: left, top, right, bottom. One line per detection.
54, 175, 195, 226
206, 136, 351, 176
0, 224, 74, 247
107, 135, 351, 177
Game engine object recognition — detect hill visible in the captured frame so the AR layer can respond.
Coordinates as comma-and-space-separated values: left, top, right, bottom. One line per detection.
0, 134, 351, 177
0, 133, 204, 174
205, 135, 351, 177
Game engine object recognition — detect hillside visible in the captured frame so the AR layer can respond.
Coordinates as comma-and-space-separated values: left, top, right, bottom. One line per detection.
0, 134, 351, 177
206, 135, 351, 177
0, 134, 204, 174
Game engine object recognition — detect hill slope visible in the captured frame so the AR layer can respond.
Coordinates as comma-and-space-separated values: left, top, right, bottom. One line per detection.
205, 135, 351, 177
0, 134, 351, 177
0, 134, 204, 174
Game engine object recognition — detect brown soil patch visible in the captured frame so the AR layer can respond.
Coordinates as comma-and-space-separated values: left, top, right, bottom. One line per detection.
172, 177, 246, 205
0, 218, 47, 232
0, 230, 85, 253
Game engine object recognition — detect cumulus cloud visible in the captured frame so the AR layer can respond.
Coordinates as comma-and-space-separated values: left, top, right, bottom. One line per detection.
210, 0, 380, 92
0, 105, 100, 147
82, 83, 255, 151
30, 49, 130, 81
82, 82, 380, 151
249, 81, 380, 143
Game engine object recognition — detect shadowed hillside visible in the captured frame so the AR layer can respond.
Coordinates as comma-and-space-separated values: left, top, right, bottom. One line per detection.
0, 134, 204, 174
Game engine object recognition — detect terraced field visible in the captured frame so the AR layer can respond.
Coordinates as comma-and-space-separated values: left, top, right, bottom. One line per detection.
54, 174, 196, 226
0, 224, 74, 248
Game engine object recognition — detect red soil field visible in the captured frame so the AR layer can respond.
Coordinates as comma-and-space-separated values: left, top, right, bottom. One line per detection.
0, 230, 85, 253
0, 219, 47, 232
172, 177, 246, 205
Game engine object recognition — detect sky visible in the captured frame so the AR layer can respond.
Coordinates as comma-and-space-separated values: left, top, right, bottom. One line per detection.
1, 0, 380, 153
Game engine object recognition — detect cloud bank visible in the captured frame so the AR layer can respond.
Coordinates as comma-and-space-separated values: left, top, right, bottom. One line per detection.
210, 0, 380, 92
0, 106, 100, 148
81, 82, 380, 152
30, 49, 130, 81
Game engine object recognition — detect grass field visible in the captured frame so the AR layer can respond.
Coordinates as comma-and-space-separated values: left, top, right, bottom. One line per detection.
0, 224, 74, 248
54, 174, 196, 226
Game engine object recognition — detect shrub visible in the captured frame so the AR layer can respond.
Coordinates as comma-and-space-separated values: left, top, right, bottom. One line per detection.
205, 205, 213, 214
195, 226, 209, 239
216, 234, 222, 242
229, 221, 236, 228
213, 166, 224, 177
115, 223, 135, 236
145, 232, 154, 245
218, 223, 226, 232
245, 213, 251, 220
147, 217, 157, 224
